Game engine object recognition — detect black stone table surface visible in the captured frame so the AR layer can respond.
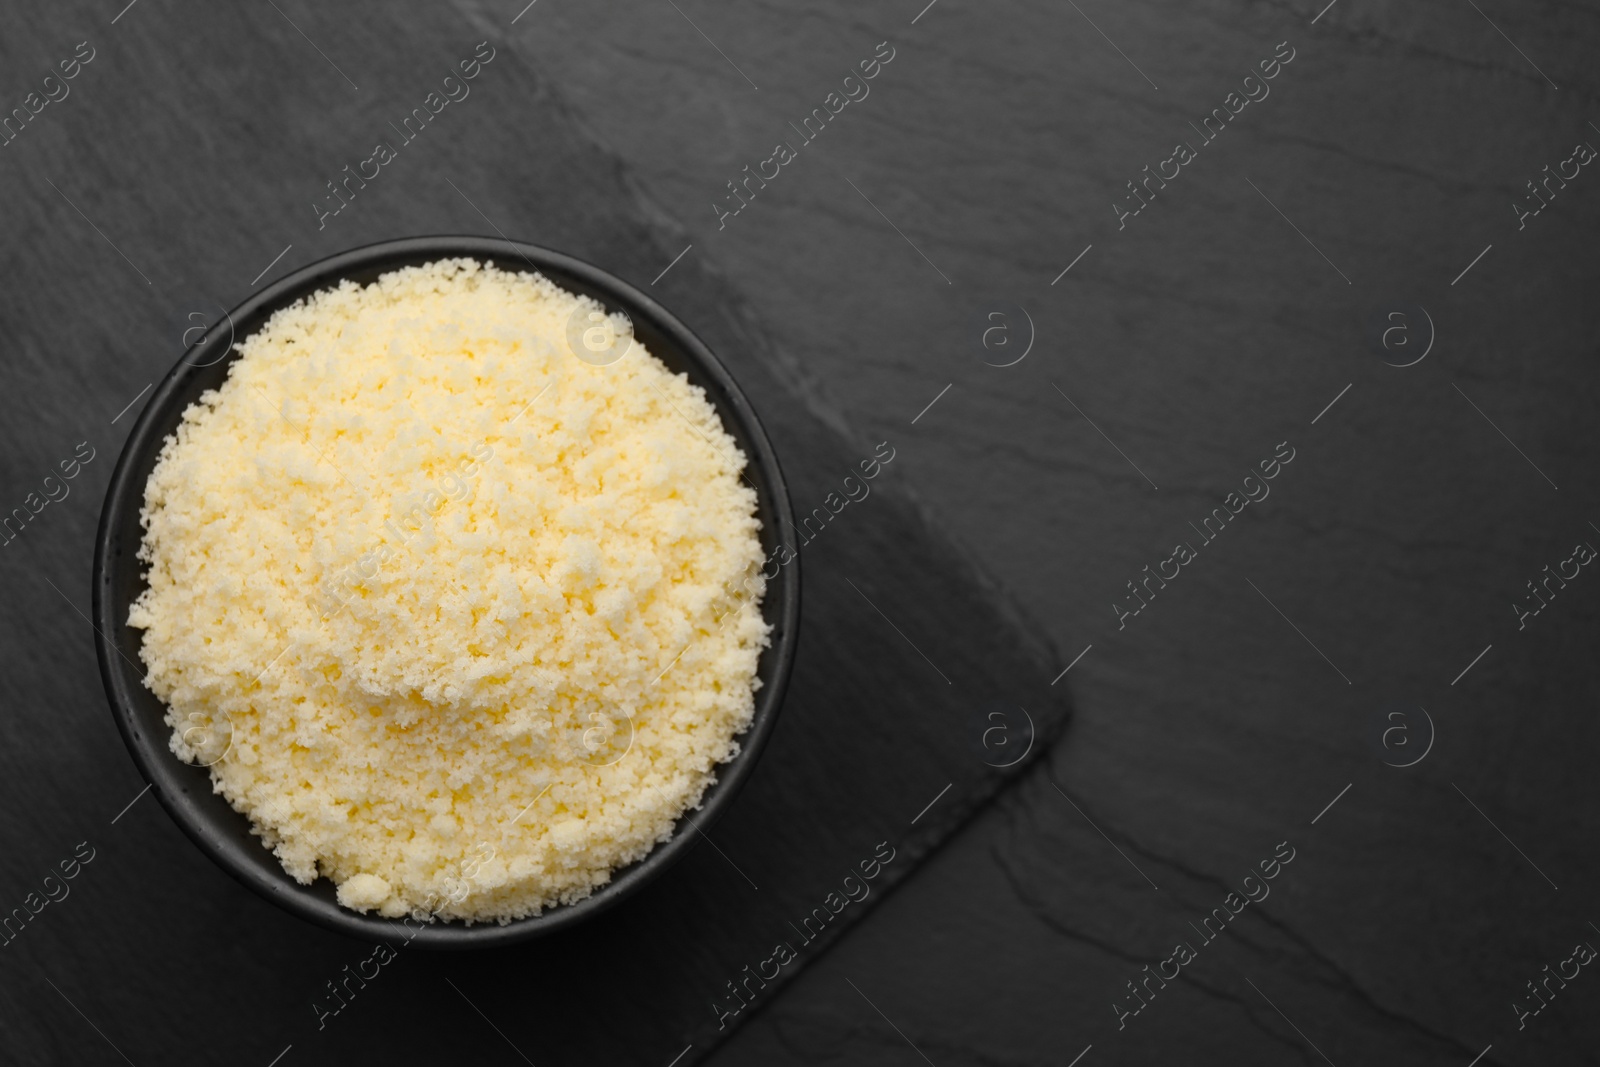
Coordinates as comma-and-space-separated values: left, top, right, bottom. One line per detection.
1, 0, 1598, 1065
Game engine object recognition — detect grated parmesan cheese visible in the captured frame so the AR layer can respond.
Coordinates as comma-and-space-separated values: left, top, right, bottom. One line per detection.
128, 259, 770, 923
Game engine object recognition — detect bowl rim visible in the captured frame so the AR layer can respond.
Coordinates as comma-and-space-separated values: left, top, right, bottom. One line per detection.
91, 235, 800, 949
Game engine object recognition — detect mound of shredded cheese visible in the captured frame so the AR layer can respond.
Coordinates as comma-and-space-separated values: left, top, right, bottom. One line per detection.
129, 259, 770, 923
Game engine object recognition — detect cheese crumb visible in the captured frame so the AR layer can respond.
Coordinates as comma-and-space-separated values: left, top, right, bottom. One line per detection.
338, 873, 392, 911
129, 259, 770, 923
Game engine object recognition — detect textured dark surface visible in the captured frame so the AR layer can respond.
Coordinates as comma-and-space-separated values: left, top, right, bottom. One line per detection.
1, 0, 1599, 1065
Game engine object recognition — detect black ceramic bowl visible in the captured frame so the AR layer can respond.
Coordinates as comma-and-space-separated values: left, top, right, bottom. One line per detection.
93, 236, 799, 949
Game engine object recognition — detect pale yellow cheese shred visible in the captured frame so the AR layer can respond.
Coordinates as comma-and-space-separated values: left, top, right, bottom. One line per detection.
129, 259, 769, 923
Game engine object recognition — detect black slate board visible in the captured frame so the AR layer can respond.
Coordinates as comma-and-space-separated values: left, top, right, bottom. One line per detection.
0, 2, 1071, 1065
